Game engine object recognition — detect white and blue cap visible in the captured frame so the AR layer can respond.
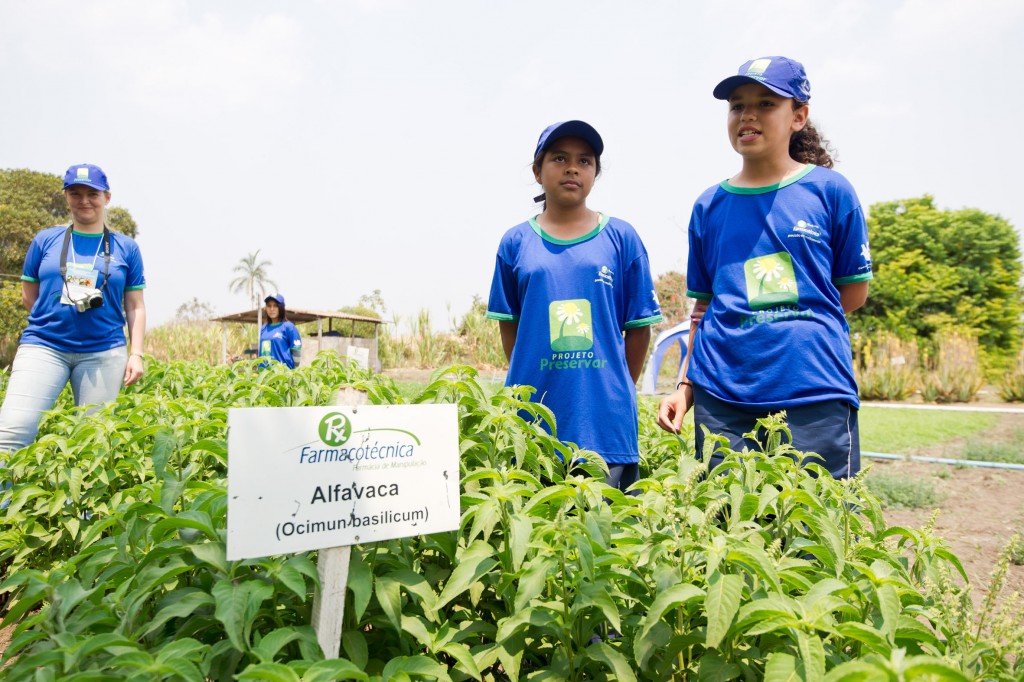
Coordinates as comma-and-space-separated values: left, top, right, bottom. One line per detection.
713, 56, 811, 102
265, 293, 285, 307
62, 163, 110, 191
534, 120, 604, 157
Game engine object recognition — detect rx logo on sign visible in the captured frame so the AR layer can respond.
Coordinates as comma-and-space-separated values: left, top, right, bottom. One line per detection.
319, 412, 352, 446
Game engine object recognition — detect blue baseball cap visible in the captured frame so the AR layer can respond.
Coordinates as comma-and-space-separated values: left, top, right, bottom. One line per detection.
265, 293, 285, 307
63, 163, 110, 191
713, 56, 811, 102
534, 120, 604, 157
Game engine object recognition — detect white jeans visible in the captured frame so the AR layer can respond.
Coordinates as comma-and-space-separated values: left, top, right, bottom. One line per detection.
0, 343, 127, 455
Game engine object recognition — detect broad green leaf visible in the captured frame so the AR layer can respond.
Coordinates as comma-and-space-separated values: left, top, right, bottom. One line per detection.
346, 550, 373, 621
188, 542, 229, 575
834, 622, 890, 654
381, 655, 453, 682
794, 629, 825, 682
439, 641, 483, 681
508, 512, 532, 572
301, 658, 370, 682
902, 658, 971, 681
586, 641, 638, 682
764, 652, 804, 682
374, 575, 403, 634
875, 583, 899, 641
212, 578, 274, 652
252, 627, 304, 663
705, 572, 743, 649
237, 662, 301, 682
436, 539, 499, 609
699, 652, 742, 682
513, 557, 553, 613
637, 582, 705, 647
823, 661, 886, 682
152, 427, 177, 476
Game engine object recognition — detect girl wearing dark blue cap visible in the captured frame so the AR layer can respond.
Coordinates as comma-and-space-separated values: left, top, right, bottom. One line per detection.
0, 163, 147, 459
657, 57, 873, 479
259, 293, 302, 369
486, 121, 663, 492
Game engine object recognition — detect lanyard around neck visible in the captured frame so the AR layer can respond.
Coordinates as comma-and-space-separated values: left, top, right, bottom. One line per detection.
60, 225, 112, 293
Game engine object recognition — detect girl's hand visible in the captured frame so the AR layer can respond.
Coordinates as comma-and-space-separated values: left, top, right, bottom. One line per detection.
124, 353, 144, 386
690, 299, 708, 324
657, 384, 693, 433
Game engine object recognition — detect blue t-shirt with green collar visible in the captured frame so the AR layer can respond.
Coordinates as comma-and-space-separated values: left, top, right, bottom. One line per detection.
486, 214, 663, 464
21, 225, 146, 353
685, 164, 872, 409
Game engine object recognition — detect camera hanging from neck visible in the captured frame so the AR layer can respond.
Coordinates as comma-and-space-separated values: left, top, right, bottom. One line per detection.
59, 223, 112, 302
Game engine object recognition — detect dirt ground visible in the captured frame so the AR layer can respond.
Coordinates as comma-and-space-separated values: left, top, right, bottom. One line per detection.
2, 373, 1021, 659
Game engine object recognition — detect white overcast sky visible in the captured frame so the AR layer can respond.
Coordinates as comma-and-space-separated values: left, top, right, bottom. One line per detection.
2, 0, 1022, 330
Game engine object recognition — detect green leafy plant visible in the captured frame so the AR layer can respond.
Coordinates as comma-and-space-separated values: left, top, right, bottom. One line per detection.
2, 360, 1022, 680
921, 331, 986, 403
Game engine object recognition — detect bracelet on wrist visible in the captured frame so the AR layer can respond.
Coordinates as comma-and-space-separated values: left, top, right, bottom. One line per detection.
676, 380, 693, 390
130, 352, 144, 359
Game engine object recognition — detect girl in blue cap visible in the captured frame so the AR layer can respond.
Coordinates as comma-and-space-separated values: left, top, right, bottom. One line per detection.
259, 293, 302, 369
657, 57, 873, 479
0, 163, 147, 458
486, 121, 663, 492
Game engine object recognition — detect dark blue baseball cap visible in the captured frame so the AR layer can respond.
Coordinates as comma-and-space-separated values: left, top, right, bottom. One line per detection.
713, 56, 811, 102
265, 293, 285, 307
63, 163, 110, 191
534, 120, 604, 157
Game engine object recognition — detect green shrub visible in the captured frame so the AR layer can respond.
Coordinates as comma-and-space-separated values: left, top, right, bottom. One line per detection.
855, 332, 919, 400
2, 359, 1022, 679
921, 331, 985, 403
999, 347, 1024, 402
864, 471, 940, 509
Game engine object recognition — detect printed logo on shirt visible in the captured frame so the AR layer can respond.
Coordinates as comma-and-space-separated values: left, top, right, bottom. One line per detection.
788, 219, 822, 243
860, 243, 871, 265
260, 340, 272, 356
540, 299, 608, 372
744, 252, 799, 309
594, 265, 614, 287
548, 299, 593, 351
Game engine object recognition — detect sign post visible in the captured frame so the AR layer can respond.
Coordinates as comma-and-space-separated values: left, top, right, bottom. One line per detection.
226, 390, 460, 658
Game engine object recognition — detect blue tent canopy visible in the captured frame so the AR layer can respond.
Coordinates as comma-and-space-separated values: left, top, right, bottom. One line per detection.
639, 321, 690, 395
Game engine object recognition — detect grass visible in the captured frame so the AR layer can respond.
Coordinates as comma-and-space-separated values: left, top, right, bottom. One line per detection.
863, 472, 941, 509
859, 406, 1000, 455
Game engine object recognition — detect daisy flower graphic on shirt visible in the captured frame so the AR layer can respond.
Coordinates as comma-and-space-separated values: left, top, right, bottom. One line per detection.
576, 323, 591, 338
752, 255, 784, 282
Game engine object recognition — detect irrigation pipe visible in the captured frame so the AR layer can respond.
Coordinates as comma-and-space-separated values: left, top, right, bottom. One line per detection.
863, 451, 1024, 471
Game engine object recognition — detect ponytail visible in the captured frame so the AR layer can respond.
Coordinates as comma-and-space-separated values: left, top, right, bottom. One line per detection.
790, 117, 835, 168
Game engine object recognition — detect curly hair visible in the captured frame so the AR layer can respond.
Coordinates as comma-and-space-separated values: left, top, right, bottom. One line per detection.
789, 105, 836, 168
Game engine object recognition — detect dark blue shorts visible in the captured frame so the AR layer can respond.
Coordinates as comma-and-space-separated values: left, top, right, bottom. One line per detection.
692, 385, 860, 479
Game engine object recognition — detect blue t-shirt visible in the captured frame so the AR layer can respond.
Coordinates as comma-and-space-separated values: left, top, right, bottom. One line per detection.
20, 226, 146, 353
486, 214, 663, 464
686, 165, 873, 409
259, 320, 302, 369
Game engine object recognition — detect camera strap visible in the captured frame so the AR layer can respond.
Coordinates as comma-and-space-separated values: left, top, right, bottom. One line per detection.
59, 224, 112, 299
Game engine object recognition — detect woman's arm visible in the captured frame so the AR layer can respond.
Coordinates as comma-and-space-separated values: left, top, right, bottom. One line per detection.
498, 320, 518, 362
838, 281, 869, 314
624, 326, 651, 385
21, 281, 39, 311
656, 300, 707, 433
123, 289, 146, 386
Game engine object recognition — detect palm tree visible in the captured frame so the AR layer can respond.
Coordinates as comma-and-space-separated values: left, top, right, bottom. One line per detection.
229, 251, 278, 345
229, 251, 278, 310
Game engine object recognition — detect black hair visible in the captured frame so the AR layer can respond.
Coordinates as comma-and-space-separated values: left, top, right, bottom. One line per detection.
790, 103, 835, 167
265, 299, 288, 322
531, 141, 603, 205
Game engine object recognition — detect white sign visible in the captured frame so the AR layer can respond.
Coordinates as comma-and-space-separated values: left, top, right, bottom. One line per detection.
227, 404, 460, 560
346, 345, 369, 369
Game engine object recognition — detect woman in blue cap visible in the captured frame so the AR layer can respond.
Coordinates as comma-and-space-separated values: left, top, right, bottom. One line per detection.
0, 163, 147, 457
657, 57, 872, 479
259, 293, 302, 369
486, 120, 663, 492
